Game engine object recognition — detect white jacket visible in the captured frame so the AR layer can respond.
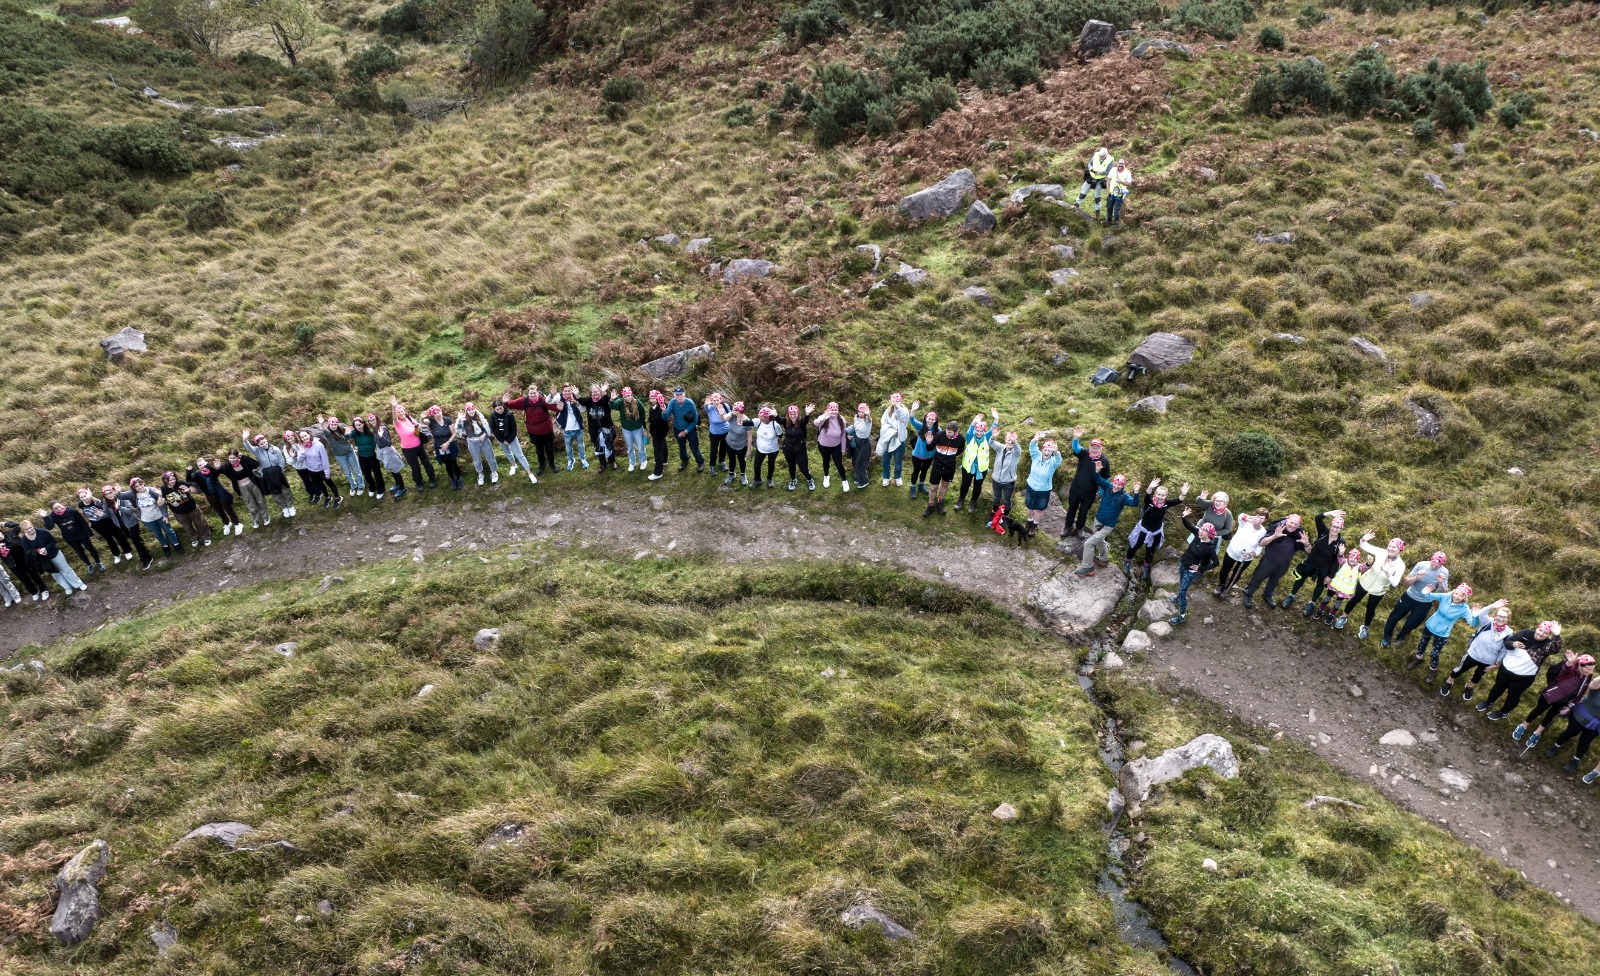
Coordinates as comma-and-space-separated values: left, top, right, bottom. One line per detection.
876, 403, 911, 454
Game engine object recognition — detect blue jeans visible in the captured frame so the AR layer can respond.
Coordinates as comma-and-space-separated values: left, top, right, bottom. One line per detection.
1175, 565, 1200, 615
1108, 193, 1125, 225
335, 452, 363, 493
881, 444, 904, 480
497, 437, 531, 472
676, 429, 704, 466
562, 429, 587, 467
144, 518, 179, 550
622, 427, 647, 467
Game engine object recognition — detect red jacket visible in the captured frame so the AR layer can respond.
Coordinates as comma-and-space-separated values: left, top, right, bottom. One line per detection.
505, 394, 554, 436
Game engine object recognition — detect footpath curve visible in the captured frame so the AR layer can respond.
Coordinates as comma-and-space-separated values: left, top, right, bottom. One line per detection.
4, 486, 1597, 921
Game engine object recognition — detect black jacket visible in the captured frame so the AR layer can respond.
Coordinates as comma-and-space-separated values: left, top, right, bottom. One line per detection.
648, 404, 670, 438
41, 508, 92, 543
18, 527, 60, 563
1069, 444, 1111, 496
583, 396, 614, 433
489, 408, 518, 442
187, 465, 234, 503
219, 456, 265, 491
1178, 517, 1220, 574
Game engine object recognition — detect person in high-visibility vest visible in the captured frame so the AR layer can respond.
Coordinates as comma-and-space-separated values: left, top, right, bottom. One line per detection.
1107, 158, 1133, 227
1074, 147, 1114, 217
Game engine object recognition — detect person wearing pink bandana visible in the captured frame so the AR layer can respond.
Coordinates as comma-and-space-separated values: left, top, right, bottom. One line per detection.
813, 401, 850, 492
907, 409, 940, 499
1407, 583, 1505, 681
782, 404, 816, 491
875, 392, 917, 487
719, 400, 755, 487
1440, 604, 1513, 701
751, 405, 783, 488
646, 390, 672, 480
955, 409, 998, 513
1124, 477, 1189, 581
1283, 510, 1348, 613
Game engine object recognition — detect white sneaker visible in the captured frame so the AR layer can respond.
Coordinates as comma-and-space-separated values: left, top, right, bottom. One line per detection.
842, 481, 850, 493
528, 472, 538, 485
77, 584, 88, 592
647, 473, 663, 481
192, 540, 199, 547
881, 478, 889, 487
508, 465, 517, 476
41, 591, 50, 601
237, 523, 245, 535
478, 474, 485, 486
581, 459, 589, 469
895, 478, 903, 487
112, 554, 122, 564
204, 538, 211, 546
491, 471, 499, 484
628, 463, 636, 472
823, 475, 831, 488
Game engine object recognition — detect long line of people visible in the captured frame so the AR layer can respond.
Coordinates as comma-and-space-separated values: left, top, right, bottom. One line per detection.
1, 383, 1589, 781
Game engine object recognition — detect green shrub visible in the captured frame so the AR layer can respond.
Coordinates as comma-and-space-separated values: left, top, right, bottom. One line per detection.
1212, 431, 1288, 479
601, 74, 646, 119
346, 43, 400, 81
1294, 3, 1325, 28
378, 0, 471, 41
779, 0, 846, 45
1168, 0, 1254, 40
1411, 117, 1435, 142
183, 190, 230, 232
1340, 47, 1394, 115
1246, 56, 1332, 117
723, 102, 755, 127
1430, 82, 1475, 135
466, 0, 550, 87
806, 63, 893, 146
1498, 91, 1534, 129
92, 122, 191, 176
898, 75, 958, 127
1257, 25, 1285, 49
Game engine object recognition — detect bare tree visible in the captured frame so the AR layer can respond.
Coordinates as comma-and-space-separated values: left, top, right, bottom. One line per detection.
252, 0, 321, 67
137, 0, 253, 56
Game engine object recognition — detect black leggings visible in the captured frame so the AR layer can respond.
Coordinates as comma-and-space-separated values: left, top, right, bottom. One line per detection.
1065, 489, 1094, 534
1384, 593, 1431, 644
1524, 695, 1572, 730
296, 467, 318, 498
65, 537, 101, 568
530, 432, 557, 470
958, 469, 985, 506
709, 432, 726, 468
755, 450, 777, 481
8, 558, 44, 595
206, 495, 240, 526
437, 451, 463, 481
1127, 530, 1163, 562
784, 446, 812, 481
819, 443, 847, 480
1449, 654, 1494, 684
1482, 670, 1535, 715
1243, 559, 1292, 603
652, 433, 671, 476
911, 455, 933, 485
724, 444, 747, 473
359, 456, 386, 494
1217, 553, 1252, 593
90, 518, 136, 559
320, 470, 341, 498
1554, 722, 1600, 762
1287, 562, 1332, 603
403, 445, 436, 485
1347, 582, 1387, 626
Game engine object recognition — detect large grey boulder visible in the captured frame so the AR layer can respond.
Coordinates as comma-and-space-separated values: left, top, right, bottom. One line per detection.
181, 822, 256, 849
50, 840, 109, 946
871, 262, 930, 292
964, 201, 996, 233
1027, 565, 1126, 636
1127, 332, 1194, 374
473, 628, 501, 651
100, 326, 147, 358
640, 343, 713, 379
1349, 336, 1387, 361
1423, 172, 1447, 192
685, 237, 715, 256
1132, 39, 1192, 60
1128, 395, 1172, 414
1052, 244, 1077, 263
1120, 734, 1239, 803
1077, 19, 1119, 60
897, 169, 977, 222
841, 903, 915, 941
962, 286, 995, 307
1007, 183, 1065, 204
722, 259, 777, 285
1138, 598, 1177, 622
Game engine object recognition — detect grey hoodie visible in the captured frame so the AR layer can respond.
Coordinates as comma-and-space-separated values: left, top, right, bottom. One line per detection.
991, 440, 1021, 485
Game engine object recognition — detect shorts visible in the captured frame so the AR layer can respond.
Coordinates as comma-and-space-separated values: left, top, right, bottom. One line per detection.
930, 456, 958, 483
1024, 487, 1052, 511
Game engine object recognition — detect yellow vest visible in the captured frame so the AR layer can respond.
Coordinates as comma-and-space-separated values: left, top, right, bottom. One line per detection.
1089, 153, 1113, 179
962, 431, 992, 475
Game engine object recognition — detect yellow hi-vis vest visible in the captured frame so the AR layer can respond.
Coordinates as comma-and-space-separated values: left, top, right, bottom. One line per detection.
962, 429, 992, 475
1089, 152, 1113, 180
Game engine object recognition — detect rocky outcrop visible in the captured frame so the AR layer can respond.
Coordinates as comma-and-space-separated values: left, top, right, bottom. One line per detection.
685, 237, 715, 256
1128, 395, 1172, 414
841, 903, 915, 940
1424, 173, 1447, 192
962, 287, 995, 307
722, 259, 777, 285
100, 326, 147, 358
1254, 231, 1295, 245
640, 343, 713, 379
1407, 399, 1441, 439
181, 822, 257, 849
1077, 19, 1119, 60
963, 201, 996, 233
50, 840, 110, 947
1132, 39, 1192, 60
1119, 734, 1239, 803
473, 628, 501, 651
1127, 332, 1194, 374
871, 262, 930, 292
1349, 336, 1387, 361
896, 169, 977, 221
1027, 566, 1126, 635
1007, 184, 1065, 204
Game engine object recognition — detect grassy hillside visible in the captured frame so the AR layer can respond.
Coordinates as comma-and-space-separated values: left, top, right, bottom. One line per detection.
3, 553, 1597, 974
1, 5, 1598, 640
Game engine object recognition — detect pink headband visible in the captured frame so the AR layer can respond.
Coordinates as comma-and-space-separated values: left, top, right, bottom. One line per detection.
827, 401, 838, 411
1199, 523, 1217, 539
464, 402, 476, 412
1111, 474, 1126, 487
1432, 551, 1447, 564
1389, 538, 1405, 551
733, 401, 745, 412
623, 387, 633, 396
1579, 654, 1595, 667
857, 403, 869, 413
1089, 438, 1103, 448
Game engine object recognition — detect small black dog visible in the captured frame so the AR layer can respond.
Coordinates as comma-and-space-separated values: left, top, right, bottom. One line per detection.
989, 505, 1035, 547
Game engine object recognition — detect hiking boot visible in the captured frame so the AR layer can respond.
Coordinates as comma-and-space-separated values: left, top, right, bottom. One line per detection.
1543, 744, 1561, 759
1095, 558, 1109, 567
1302, 601, 1316, 618
922, 504, 935, 518
936, 501, 946, 514
1075, 567, 1096, 577
1406, 654, 1423, 671
788, 480, 797, 491
908, 484, 917, 499
1242, 597, 1255, 610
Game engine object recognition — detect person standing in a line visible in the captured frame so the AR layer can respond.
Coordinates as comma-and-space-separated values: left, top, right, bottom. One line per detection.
1381, 550, 1450, 648
1240, 514, 1309, 611
666, 386, 705, 473
647, 390, 672, 481
847, 403, 874, 491
489, 397, 537, 484
612, 387, 648, 473
458, 401, 499, 485
876, 393, 915, 488
38, 500, 102, 575
1076, 472, 1140, 577
1062, 428, 1111, 540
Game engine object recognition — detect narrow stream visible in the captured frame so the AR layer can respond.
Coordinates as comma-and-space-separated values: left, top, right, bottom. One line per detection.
1075, 612, 1199, 975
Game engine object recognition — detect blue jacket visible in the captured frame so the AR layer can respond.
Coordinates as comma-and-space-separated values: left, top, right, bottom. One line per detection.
1092, 472, 1138, 528
665, 398, 699, 433
1423, 593, 1481, 639
1026, 441, 1063, 492
909, 417, 935, 460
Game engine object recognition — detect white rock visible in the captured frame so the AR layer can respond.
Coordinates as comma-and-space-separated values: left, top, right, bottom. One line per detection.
1147, 620, 1173, 639
1379, 729, 1416, 747
1103, 651, 1126, 669
991, 803, 1018, 821
417, 684, 435, 698
1122, 630, 1152, 653
1202, 858, 1219, 872
1439, 768, 1473, 791
1120, 734, 1239, 803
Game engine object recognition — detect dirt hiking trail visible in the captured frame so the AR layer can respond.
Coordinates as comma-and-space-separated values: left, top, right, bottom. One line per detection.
4, 482, 1598, 921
